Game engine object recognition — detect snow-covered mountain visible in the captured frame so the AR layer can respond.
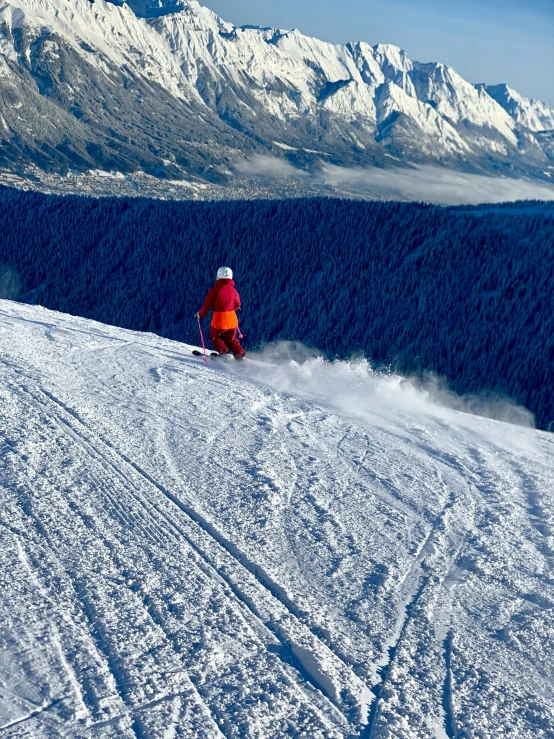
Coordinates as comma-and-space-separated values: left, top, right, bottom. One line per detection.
483, 84, 554, 133
0, 0, 553, 189
1, 299, 554, 738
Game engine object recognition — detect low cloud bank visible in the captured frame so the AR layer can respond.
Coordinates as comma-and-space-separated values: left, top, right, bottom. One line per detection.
228, 342, 535, 430
320, 164, 554, 205
233, 155, 554, 205
234, 155, 305, 178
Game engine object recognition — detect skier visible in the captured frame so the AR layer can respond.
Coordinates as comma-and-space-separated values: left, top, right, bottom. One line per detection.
195, 267, 246, 360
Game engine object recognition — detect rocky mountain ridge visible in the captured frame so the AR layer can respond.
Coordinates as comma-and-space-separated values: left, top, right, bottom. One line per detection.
0, 0, 553, 189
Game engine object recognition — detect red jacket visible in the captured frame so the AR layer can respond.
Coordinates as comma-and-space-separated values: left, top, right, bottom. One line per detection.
199, 279, 241, 329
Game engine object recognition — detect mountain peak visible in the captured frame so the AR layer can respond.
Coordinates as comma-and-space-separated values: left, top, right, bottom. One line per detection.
484, 82, 554, 132
1, 0, 553, 186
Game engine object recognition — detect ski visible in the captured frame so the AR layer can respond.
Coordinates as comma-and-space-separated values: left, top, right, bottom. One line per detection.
192, 350, 219, 358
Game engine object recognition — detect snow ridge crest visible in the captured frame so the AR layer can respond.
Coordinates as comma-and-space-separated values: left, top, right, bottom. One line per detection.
0, 0, 553, 184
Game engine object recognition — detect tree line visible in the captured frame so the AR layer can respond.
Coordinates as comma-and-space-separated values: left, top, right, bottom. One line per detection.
0, 187, 552, 428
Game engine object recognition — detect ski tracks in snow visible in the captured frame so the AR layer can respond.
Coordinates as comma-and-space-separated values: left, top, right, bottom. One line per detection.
1, 302, 554, 738
36, 383, 370, 733
1, 363, 357, 737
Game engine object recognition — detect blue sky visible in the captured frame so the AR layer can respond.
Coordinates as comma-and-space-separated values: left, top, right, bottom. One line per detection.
201, 0, 554, 106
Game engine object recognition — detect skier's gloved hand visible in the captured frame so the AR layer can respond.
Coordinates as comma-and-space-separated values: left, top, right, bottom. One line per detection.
194, 312, 201, 320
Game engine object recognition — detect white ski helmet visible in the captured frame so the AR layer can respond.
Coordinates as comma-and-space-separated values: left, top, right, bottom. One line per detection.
217, 266, 233, 280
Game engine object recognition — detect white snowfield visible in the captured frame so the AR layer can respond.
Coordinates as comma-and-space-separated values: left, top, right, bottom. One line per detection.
1, 300, 554, 738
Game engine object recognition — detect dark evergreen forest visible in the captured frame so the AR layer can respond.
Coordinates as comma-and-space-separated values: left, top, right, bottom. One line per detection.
0, 187, 552, 428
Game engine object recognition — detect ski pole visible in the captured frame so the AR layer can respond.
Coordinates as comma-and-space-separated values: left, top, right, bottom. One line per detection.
237, 323, 244, 340
197, 317, 208, 363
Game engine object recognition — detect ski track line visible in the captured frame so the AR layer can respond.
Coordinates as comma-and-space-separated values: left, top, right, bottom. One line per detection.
67, 578, 147, 739
361, 487, 466, 739
25, 383, 357, 731
28, 544, 91, 725
337, 428, 423, 522
442, 629, 457, 739
0, 698, 65, 733
435, 531, 472, 739
87, 691, 226, 739
362, 572, 433, 739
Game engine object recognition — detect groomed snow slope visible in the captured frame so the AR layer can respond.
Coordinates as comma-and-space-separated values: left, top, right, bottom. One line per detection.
1, 300, 554, 738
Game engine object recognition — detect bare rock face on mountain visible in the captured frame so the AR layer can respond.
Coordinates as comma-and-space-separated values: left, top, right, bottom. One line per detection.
119, 0, 188, 18
0, 0, 553, 187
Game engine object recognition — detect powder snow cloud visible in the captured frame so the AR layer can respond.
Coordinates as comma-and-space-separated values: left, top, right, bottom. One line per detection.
227, 343, 536, 436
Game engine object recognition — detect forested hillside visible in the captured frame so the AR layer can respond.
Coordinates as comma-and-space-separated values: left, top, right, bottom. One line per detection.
0, 188, 552, 427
